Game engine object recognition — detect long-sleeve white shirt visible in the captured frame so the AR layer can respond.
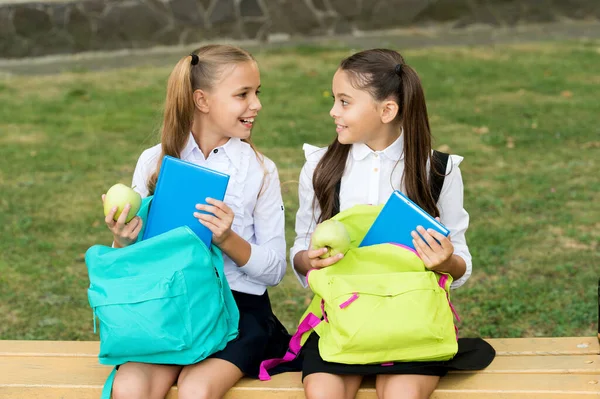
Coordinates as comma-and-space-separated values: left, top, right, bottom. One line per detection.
132, 134, 287, 295
290, 136, 472, 289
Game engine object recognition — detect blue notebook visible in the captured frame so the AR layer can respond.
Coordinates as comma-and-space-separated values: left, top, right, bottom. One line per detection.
142, 155, 230, 248
359, 190, 450, 249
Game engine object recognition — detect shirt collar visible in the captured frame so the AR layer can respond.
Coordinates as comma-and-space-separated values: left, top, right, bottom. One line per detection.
351, 134, 404, 161
221, 137, 243, 171
181, 133, 243, 171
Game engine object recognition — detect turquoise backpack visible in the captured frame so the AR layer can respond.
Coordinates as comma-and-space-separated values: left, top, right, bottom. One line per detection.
85, 197, 239, 398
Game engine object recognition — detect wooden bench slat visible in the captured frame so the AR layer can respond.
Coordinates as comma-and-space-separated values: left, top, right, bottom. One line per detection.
0, 337, 597, 357
489, 337, 600, 356
2, 374, 599, 399
2, 354, 599, 386
1, 337, 598, 398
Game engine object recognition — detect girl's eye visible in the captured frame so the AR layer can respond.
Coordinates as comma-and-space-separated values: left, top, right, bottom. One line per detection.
256, 90, 261, 95
341, 100, 349, 106
238, 92, 247, 98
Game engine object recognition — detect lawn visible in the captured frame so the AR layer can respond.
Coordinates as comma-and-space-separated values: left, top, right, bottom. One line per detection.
0, 40, 598, 341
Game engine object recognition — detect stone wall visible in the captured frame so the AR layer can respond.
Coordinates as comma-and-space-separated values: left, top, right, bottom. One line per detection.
1, 0, 599, 58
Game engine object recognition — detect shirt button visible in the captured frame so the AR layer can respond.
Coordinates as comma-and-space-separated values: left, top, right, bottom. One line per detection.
374, 168, 379, 172
213, 149, 219, 154
374, 153, 379, 158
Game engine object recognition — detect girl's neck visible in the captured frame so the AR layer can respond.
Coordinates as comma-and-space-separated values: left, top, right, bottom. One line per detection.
191, 117, 230, 159
365, 125, 401, 152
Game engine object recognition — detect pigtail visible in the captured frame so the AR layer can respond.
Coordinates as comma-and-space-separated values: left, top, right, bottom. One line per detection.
398, 64, 440, 217
313, 140, 351, 223
147, 55, 196, 195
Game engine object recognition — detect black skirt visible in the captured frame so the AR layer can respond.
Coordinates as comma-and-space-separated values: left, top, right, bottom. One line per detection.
301, 334, 496, 380
208, 290, 302, 378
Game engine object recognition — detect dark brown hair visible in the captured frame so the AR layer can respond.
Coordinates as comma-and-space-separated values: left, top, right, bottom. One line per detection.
147, 44, 263, 194
313, 48, 440, 222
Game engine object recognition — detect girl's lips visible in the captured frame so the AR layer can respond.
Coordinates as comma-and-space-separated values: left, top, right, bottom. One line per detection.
336, 124, 346, 133
240, 117, 255, 129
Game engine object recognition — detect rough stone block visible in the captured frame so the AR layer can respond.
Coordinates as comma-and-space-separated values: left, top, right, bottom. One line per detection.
169, 0, 204, 25
240, 0, 264, 17
329, 0, 362, 18
13, 6, 53, 39
96, 2, 170, 48
66, 7, 93, 51
209, 0, 235, 24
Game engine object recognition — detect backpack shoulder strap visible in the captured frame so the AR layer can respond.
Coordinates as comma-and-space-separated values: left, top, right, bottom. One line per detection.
430, 150, 449, 204
333, 150, 449, 214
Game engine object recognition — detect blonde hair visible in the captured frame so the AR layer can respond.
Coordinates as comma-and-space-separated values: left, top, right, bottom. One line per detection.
147, 44, 265, 194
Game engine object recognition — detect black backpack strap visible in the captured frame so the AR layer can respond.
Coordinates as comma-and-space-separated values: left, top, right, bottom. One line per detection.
430, 150, 449, 204
332, 150, 448, 216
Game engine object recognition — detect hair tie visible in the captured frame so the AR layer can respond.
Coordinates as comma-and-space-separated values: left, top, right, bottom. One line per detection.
190, 53, 199, 66
395, 64, 403, 76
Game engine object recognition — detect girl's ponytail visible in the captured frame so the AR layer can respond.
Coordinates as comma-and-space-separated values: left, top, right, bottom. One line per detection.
147, 54, 196, 195
398, 64, 440, 218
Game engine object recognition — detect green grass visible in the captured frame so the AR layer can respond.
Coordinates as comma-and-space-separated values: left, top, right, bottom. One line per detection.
0, 40, 599, 341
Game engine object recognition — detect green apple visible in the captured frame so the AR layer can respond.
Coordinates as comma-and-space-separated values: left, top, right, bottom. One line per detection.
103, 183, 142, 223
311, 219, 351, 259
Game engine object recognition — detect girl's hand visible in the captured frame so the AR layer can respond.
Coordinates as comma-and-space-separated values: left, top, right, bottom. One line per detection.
411, 223, 454, 271
194, 198, 234, 245
305, 245, 344, 270
102, 194, 143, 248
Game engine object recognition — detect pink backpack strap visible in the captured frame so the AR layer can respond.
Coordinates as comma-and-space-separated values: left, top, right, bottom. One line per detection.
438, 274, 461, 339
258, 312, 322, 381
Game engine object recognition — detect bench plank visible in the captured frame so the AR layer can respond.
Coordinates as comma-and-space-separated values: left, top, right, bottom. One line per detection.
2, 374, 600, 399
2, 353, 599, 386
1, 337, 598, 398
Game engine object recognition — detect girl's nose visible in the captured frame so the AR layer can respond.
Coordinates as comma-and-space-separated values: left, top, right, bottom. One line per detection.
329, 105, 338, 119
250, 97, 262, 112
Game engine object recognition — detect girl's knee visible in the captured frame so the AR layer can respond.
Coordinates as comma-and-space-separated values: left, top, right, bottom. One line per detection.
304, 376, 347, 399
111, 376, 149, 399
177, 380, 212, 399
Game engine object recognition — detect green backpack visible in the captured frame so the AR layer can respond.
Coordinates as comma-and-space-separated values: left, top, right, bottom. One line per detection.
260, 205, 459, 380
85, 197, 240, 398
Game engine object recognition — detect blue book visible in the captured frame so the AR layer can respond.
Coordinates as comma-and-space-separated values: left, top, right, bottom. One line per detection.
359, 190, 450, 249
142, 155, 230, 248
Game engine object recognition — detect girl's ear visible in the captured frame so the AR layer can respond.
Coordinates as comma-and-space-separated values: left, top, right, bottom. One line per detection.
380, 100, 399, 124
193, 89, 209, 113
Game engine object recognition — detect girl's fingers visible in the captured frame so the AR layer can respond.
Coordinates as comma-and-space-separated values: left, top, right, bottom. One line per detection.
308, 248, 328, 260
129, 218, 143, 238
115, 203, 131, 228
197, 216, 220, 233
427, 229, 450, 249
105, 206, 118, 226
205, 197, 229, 212
311, 254, 342, 269
194, 212, 221, 226
101, 194, 106, 203
416, 226, 441, 250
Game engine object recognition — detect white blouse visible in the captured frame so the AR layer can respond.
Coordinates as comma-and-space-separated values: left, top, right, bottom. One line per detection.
290, 135, 472, 289
132, 134, 287, 295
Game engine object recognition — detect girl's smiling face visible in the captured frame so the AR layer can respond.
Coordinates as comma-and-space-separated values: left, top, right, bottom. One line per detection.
202, 60, 262, 140
330, 69, 386, 147
330, 68, 402, 151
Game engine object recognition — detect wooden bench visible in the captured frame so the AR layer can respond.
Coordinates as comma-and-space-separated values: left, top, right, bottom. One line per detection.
1, 337, 599, 398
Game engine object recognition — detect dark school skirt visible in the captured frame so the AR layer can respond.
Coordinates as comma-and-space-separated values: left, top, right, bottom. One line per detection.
301, 334, 496, 380
208, 290, 303, 378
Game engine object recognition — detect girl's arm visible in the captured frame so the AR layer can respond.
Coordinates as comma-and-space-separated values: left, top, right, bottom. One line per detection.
290, 162, 320, 287
197, 161, 287, 286
413, 155, 472, 288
